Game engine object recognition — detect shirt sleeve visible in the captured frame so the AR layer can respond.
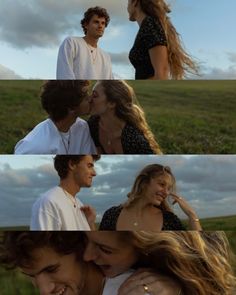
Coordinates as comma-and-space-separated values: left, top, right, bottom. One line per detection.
56, 37, 76, 79
80, 121, 97, 154
30, 201, 61, 230
142, 18, 167, 50
99, 206, 121, 230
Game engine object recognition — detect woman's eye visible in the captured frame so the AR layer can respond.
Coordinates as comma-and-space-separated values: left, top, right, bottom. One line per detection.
99, 246, 112, 254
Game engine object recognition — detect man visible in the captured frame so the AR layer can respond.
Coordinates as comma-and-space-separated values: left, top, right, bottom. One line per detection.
30, 155, 99, 230
14, 80, 96, 154
0, 232, 104, 295
57, 7, 113, 79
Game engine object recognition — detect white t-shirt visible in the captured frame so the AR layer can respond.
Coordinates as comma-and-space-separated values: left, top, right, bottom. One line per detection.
56, 37, 113, 79
102, 270, 135, 295
14, 118, 96, 154
30, 186, 91, 230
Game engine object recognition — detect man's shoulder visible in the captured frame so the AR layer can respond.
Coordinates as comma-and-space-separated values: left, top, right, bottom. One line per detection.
34, 187, 62, 206
62, 36, 84, 45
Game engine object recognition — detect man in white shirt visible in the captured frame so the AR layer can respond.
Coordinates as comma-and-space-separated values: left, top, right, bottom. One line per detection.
30, 155, 99, 230
57, 6, 113, 79
14, 80, 96, 154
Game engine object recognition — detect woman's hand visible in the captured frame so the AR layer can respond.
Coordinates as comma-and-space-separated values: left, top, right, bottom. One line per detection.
118, 269, 182, 295
80, 205, 96, 230
169, 193, 202, 230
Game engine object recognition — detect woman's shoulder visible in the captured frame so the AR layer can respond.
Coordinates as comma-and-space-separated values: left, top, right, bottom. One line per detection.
99, 205, 123, 230
162, 210, 185, 230
122, 124, 154, 154
87, 115, 100, 126
140, 16, 167, 46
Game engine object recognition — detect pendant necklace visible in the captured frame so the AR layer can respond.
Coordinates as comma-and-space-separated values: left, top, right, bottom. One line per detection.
61, 187, 77, 208
85, 41, 97, 64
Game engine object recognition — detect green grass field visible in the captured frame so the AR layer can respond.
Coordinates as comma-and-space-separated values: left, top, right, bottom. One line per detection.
0, 80, 236, 154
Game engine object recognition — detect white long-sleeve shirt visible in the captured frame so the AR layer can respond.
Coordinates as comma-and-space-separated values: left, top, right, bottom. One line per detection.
56, 37, 113, 79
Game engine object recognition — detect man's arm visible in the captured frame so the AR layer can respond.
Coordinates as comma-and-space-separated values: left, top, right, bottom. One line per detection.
56, 37, 76, 79
30, 205, 61, 230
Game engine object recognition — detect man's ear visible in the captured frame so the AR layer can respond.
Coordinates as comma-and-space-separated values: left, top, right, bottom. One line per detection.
68, 160, 76, 171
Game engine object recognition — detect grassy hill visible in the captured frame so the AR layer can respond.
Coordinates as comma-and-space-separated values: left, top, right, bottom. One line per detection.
0, 80, 236, 154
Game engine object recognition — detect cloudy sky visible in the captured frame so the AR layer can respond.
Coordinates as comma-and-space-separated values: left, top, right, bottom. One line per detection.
0, 155, 236, 227
0, 0, 236, 79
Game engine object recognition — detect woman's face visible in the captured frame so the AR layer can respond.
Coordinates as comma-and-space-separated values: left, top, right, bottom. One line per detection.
127, 0, 136, 21
21, 247, 83, 295
83, 232, 138, 278
90, 82, 112, 116
145, 173, 173, 206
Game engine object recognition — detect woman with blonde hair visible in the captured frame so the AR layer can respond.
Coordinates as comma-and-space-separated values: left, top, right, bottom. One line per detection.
100, 164, 202, 231
127, 0, 198, 79
84, 231, 236, 295
88, 80, 162, 154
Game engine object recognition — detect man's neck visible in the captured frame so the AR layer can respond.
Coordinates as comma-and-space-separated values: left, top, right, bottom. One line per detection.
54, 116, 77, 133
83, 35, 99, 48
60, 179, 80, 197
83, 263, 104, 295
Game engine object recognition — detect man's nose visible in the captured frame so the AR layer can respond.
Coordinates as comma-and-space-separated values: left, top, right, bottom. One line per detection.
33, 274, 56, 295
83, 242, 98, 262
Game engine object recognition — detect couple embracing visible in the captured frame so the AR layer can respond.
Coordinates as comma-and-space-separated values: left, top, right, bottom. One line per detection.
14, 80, 161, 155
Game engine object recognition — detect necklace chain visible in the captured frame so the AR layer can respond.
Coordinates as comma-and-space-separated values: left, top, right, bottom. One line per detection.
61, 187, 77, 208
85, 41, 97, 64
59, 129, 71, 154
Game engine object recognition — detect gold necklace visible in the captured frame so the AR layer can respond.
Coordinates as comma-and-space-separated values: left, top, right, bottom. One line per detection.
61, 187, 77, 208
99, 121, 122, 146
85, 41, 97, 64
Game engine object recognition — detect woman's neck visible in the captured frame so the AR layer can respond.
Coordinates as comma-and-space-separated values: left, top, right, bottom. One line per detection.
136, 11, 147, 26
99, 113, 125, 132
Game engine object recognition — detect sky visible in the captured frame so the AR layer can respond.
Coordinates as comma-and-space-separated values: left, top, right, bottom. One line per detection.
0, 155, 236, 227
0, 0, 236, 79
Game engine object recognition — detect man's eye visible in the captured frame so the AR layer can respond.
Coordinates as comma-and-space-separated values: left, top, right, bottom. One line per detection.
46, 266, 59, 273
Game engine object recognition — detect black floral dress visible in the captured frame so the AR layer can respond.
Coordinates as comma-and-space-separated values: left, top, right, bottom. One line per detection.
88, 115, 154, 154
129, 16, 167, 79
99, 205, 185, 230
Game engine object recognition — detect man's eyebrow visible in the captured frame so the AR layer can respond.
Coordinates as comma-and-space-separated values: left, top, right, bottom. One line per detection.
21, 263, 60, 277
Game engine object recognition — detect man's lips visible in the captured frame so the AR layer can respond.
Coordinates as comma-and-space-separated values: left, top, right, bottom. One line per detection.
55, 285, 67, 295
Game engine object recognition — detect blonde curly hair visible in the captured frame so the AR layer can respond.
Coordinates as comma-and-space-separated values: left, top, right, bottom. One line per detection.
130, 231, 236, 295
99, 80, 162, 154
136, 0, 198, 79
124, 164, 174, 210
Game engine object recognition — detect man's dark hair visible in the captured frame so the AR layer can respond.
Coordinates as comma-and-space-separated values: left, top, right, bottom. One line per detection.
0, 232, 85, 269
81, 6, 110, 34
41, 80, 90, 122
54, 155, 100, 179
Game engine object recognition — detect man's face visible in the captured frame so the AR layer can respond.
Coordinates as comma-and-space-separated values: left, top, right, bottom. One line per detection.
75, 85, 91, 116
21, 247, 83, 295
85, 15, 106, 39
83, 232, 138, 278
71, 156, 96, 188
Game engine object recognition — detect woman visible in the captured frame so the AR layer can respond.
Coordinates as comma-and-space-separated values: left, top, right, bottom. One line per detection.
0, 232, 182, 295
88, 80, 162, 154
100, 164, 202, 231
127, 0, 198, 79
84, 231, 236, 295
